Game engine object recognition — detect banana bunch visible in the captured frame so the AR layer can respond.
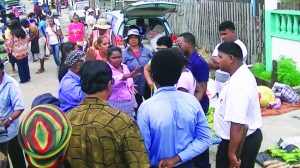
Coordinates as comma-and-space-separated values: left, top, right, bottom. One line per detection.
268, 147, 300, 164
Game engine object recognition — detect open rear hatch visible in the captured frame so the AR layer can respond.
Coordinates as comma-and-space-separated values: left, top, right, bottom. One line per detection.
122, 1, 179, 18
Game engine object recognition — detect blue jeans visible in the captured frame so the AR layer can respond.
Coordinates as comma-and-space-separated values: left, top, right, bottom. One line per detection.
50, 44, 60, 66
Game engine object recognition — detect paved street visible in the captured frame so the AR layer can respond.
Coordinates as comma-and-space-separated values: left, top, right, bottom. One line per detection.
3, 0, 300, 167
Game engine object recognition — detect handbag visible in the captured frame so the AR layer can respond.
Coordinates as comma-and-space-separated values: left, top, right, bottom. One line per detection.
272, 82, 300, 104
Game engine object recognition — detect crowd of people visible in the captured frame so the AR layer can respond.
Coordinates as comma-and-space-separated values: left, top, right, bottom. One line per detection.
0, 3, 263, 167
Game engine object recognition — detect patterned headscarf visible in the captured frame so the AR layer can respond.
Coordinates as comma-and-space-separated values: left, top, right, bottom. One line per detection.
18, 105, 72, 168
65, 50, 86, 67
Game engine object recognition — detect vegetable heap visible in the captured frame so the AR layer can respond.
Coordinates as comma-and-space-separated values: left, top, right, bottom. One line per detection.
206, 107, 216, 138
268, 147, 300, 163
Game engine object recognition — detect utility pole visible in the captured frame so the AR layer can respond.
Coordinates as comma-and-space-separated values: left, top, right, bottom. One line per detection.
90, 0, 96, 16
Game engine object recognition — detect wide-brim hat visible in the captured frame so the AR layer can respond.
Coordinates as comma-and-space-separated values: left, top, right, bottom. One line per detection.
18, 105, 72, 168
93, 18, 111, 29
125, 28, 141, 42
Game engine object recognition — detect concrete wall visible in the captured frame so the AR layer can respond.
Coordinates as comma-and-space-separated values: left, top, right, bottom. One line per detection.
272, 37, 300, 70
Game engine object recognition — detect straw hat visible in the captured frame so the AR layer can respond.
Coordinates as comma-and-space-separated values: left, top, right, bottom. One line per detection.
94, 18, 111, 29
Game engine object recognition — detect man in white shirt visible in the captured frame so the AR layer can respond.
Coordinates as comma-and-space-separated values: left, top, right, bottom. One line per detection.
209, 21, 248, 95
85, 8, 96, 39
214, 42, 262, 168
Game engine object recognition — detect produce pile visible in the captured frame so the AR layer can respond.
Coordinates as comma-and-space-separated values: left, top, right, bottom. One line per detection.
206, 107, 216, 138
0, 37, 8, 64
268, 147, 300, 164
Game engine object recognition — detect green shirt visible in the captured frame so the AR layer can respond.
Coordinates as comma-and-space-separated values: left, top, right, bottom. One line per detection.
66, 97, 149, 168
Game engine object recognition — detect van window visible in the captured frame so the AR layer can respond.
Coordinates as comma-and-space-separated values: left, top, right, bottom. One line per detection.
123, 18, 166, 38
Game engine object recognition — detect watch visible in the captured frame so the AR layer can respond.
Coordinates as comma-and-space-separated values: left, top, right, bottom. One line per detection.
8, 117, 13, 122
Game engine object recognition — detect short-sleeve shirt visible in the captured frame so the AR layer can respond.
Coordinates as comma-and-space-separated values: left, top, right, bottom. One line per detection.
46, 25, 60, 45
38, 20, 47, 37
186, 50, 210, 113
212, 39, 248, 78
175, 68, 196, 95
122, 47, 152, 95
0, 73, 24, 142
66, 98, 150, 167
214, 64, 262, 140
68, 22, 85, 43
108, 63, 134, 101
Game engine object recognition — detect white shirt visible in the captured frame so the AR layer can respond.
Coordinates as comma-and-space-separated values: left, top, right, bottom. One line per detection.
54, 19, 61, 27
214, 64, 262, 140
212, 39, 248, 76
175, 68, 196, 95
45, 26, 59, 45
86, 15, 96, 37
86, 15, 96, 26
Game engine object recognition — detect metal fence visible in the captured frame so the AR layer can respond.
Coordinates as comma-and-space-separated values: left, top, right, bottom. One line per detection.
167, 0, 264, 64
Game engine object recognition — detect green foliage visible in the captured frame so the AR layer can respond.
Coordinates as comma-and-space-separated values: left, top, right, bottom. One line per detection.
282, 0, 299, 3
251, 57, 300, 87
250, 63, 271, 81
206, 107, 216, 138
277, 57, 300, 87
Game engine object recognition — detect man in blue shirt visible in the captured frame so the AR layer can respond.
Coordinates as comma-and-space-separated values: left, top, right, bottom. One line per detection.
176, 33, 211, 167
58, 50, 85, 112
0, 61, 26, 167
137, 49, 212, 167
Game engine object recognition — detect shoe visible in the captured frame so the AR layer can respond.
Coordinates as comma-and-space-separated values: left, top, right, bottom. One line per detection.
33, 59, 38, 62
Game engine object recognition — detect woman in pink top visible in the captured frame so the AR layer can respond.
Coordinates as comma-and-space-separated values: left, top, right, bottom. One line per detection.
87, 36, 110, 61
107, 46, 139, 118
68, 14, 87, 49
4, 19, 30, 83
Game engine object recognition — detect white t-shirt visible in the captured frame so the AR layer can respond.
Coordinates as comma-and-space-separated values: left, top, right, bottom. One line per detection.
45, 25, 59, 45
86, 15, 96, 37
214, 64, 262, 140
212, 39, 248, 78
175, 68, 196, 95
54, 19, 61, 27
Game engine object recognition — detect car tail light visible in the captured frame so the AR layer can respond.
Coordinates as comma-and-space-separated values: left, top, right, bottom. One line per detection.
171, 33, 177, 46
115, 35, 126, 49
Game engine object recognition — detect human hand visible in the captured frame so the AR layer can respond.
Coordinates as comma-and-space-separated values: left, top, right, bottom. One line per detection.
158, 156, 181, 168
1, 118, 11, 129
228, 154, 241, 168
47, 45, 51, 53
133, 85, 138, 95
86, 47, 96, 61
131, 67, 140, 78
148, 82, 154, 90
